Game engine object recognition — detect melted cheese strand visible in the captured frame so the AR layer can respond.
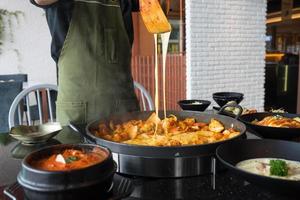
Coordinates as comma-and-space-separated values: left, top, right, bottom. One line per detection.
161, 32, 171, 119
154, 34, 159, 116
154, 34, 159, 134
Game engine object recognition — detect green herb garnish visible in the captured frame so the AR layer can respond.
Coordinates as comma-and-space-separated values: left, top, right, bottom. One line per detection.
65, 156, 79, 164
270, 159, 288, 176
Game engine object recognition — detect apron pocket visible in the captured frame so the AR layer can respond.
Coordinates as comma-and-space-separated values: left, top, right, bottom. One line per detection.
105, 28, 119, 64
56, 101, 87, 125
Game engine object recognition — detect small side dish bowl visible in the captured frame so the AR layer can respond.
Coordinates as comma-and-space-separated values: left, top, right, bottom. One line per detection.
213, 92, 244, 107
17, 144, 116, 200
216, 139, 300, 195
9, 122, 62, 145
178, 100, 211, 111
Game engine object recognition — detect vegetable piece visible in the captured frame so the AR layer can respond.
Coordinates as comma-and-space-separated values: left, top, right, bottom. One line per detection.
127, 125, 138, 139
269, 159, 288, 176
208, 119, 224, 133
146, 113, 161, 125
65, 156, 79, 164
294, 117, 300, 123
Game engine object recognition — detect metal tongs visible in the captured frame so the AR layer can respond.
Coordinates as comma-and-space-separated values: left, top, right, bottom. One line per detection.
140, 0, 171, 33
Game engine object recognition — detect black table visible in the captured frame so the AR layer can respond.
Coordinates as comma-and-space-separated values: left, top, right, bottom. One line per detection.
0, 127, 296, 200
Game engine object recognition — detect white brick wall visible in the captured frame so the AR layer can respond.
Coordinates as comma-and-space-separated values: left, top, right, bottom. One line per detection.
0, 1, 56, 86
186, 0, 267, 110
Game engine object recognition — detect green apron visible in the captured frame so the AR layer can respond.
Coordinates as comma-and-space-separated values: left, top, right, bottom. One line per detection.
56, 0, 139, 125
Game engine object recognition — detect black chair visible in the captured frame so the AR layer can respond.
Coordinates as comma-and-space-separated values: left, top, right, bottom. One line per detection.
8, 84, 58, 128
0, 74, 27, 83
0, 81, 23, 133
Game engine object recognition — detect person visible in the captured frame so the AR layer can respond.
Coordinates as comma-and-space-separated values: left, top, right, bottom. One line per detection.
30, 0, 140, 125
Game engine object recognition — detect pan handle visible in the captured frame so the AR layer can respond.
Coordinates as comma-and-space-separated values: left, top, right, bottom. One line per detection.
218, 102, 243, 119
68, 123, 96, 143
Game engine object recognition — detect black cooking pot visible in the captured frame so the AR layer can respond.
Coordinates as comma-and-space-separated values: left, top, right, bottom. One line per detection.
80, 108, 246, 177
17, 144, 116, 200
216, 139, 300, 195
239, 112, 300, 140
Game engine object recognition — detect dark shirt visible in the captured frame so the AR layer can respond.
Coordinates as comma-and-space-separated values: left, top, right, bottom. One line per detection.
30, 0, 139, 63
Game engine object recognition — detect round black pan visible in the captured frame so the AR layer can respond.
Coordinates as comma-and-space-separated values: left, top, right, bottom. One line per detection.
85, 110, 247, 158
216, 139, 300, 195
239, 112, 300, 140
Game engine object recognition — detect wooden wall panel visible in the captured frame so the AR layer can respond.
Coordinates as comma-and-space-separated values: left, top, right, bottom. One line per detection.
297, 52, 300, 114
131, 54, 186, 110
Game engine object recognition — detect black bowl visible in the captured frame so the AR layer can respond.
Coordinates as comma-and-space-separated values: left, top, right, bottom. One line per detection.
213, 92, 244, 107
216, 139, 300, 195
239, 112, 300, 140
17, 144, 116, 200
178, 100, 211, 111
